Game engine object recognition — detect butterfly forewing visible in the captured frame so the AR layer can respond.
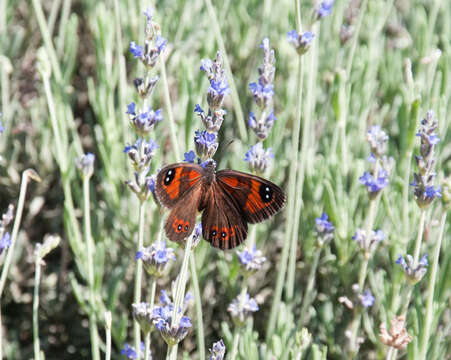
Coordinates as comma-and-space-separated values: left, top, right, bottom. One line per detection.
201, 185, 248, 250
155, 163, 203, 208
216, 170, 286, 224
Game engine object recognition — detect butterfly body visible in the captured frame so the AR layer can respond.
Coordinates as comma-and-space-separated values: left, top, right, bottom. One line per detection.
155, 160, 286, 249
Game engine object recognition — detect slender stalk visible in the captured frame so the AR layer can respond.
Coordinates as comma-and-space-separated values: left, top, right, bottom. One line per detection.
169, 235, 194, 360
113, 0, 128, 139
105, 312, 112, 360
391, 209, 427, 360
345, 0, 369, 78
33, 256, 42, 360
134, 200, 146, 358
229, 329, 241, 360
283, 0, 307, 303
229, 276, 249, 360
299, 249, 321, 326
56, 0, 72, 57
0, 170, 40, 359
419, 211, 446, 360
412, 210, 426, 265
385, 347, 394, 360
266, 53, 304, 342
144, 333, 151, 360
0, 170, 40, 297
83, 176, 100, 360
190, 255, 205, 360
160, 58, 182, 161
401, 151, 413, 244
204, 0, 247, 141
31, 0, 63, 83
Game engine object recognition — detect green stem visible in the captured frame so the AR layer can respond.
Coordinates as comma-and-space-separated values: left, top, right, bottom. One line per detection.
83, 176, 100, 360
31, 0, 63, 83
0, 170, 40, 360
144, 333, 151, 360
105, 312, 112, 360
392, 209, 427, 360
345, 0, 369, 78
401, 151, 413, 244
134, 200, 146, 358
160, 57, 182, 161
0, 170, 40, 297
190, 255, 205, 360
229, 329, 240, 360
33, 256, 42, 360
266, 53, 304, 342
419, 211, 446, 360
204, 0, 247, 141
412, 209, 426, 265
299, 249, 321, 326
169, 235, 194, 360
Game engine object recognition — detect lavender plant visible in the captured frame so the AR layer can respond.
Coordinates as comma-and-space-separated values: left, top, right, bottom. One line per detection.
1, 0, 450, 359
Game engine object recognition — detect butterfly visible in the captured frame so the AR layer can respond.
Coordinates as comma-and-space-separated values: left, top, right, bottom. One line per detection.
155, 160, 286, 249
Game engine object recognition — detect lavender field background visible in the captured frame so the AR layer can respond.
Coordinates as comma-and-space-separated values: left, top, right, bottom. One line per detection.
0, 0, 450, 359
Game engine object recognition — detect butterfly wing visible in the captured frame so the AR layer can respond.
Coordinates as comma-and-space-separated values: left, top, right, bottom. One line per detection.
155, 163, 203, 208
164, 186, 202, 242
216, 170, 286, 224
156, 163, 203, 242
201, 185, 248, 250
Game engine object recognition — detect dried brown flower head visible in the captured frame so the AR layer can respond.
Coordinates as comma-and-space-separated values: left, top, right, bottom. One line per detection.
379, 316, 412, 350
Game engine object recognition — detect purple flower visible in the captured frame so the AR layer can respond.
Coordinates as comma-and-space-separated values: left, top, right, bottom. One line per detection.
315, 213, 335, 246
228, 292, 259, 325
367, 125, 388, 158
132, 302, 153, 334
359, 170, 388, 194
0, 232, 11, 255
75, 153, 95, 178
360, 289, 375, 308
194, 104, 204, 114
0, 113, 4, 133
129, 41, 143, 58
155, 35, 167, 53
126, 102, 136, 115
352, 228, 384, 254
316, 0, 334, 19
137, 241, 176, 276
121, 343, 137, 359
287, 30, 315, 55
247, 110, 276, 140
201, 52, 229, 111
143, 7, 153, 22
128, 107, 163, 136
237, 245, 266, 275
123, 138, 158, 170
244, 142, 274, 174
195, 130, 218, 159
209, 339, 226, 360
151, 290, 192, 345
396, 254, 428, 284
424, 185, 441, 199
249, 80, 274, 108
184, 150, 196, 163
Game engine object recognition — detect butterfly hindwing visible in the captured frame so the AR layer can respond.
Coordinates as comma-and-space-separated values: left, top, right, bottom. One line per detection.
216, 170, 286, 224
164, 184, 202, 242
155, 163, 203, 208
201, 185, 248, 250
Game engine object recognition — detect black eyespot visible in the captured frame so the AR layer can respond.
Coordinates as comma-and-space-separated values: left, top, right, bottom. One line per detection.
221, 232, 227, 238
164, 169, 175, 186
211, 230, 217, 236
259, 184, 273, 203
184, 225, 189, 231
177, 224, 182, 231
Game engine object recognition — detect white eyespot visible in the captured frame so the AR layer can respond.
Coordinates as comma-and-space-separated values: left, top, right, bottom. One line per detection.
165, 177, 170, 182
266, 194, 270, 199
265, 186, 270, 191
168, 170, 173, 175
